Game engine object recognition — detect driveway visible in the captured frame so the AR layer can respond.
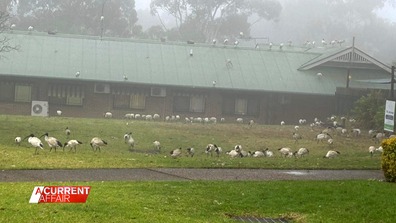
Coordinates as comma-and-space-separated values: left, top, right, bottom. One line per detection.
0, 168, 385, 182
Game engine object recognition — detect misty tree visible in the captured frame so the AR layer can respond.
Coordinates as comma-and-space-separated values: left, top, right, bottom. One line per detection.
257, 0, 396, 63
150, 0, 282, 42
146, 25, 166, 40
4, 0, 138, 38
0, 11, 20, 60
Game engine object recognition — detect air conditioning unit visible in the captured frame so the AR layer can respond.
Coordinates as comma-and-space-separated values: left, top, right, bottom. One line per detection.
94, 83, 111, 94
151, 87, 166, 97
31, 101, 49, 117
278, 94, 291, 105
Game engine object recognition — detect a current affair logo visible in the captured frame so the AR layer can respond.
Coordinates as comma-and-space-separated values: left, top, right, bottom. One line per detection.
29, 186, 91, 203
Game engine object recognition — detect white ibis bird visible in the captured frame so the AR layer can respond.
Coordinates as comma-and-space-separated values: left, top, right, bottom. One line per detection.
63, 140, 83, 153
278, 147, 292, 158
321, 38, 327, 46
205, 144, 216, 157
90, 137, 107, 153
123, 133, 129, 144
369, 146, 376, 157
65, 127, 71, 137
128, 132, 134, 149
23, 134, 44, 155
170, 148, 182, 158
28, 26, 33, 31
57, 110, 62, 116
153, 141, 161, 153
223, 39, 229, 45
212, 39, 217, 45
315, 132, 332, 143
75, 71, 80, 78
215, 146, 222, 157
187, 147, 195, 157
269, 42, 273, 49
252, 149, 265, 158
293, 132, 302, 143
15, 137, 22, 146
226, 149, 240, 158
10, 24, 16, 30
323, 150, 340, 158
279, 43, 284, 50
40, 133, 63, 152
297, 148, 309, 157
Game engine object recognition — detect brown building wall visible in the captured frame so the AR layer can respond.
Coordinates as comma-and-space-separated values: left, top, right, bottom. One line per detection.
0, 78, 335, 124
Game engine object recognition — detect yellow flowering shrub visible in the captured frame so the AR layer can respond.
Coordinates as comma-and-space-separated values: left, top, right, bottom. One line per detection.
381, 137, 396, 182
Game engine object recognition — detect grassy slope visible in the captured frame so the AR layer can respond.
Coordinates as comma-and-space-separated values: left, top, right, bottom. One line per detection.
0, 180, 395, 223
0, 115, 383, 169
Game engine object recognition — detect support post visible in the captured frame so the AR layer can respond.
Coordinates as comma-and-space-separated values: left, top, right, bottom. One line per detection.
346, 68, 350, 88
392, 66, 395, 100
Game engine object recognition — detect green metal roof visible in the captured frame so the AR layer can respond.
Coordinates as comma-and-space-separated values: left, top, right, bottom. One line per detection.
0, 31, 391, 96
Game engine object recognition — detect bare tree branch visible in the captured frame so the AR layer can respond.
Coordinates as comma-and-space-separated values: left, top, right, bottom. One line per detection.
0, 10, 21, 60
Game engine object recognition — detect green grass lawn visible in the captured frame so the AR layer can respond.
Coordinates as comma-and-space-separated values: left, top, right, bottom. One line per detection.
0, 115, 384, 169
0, 180, 395, 223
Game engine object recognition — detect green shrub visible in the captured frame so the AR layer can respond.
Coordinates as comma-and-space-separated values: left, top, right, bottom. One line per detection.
381, 138, 396, 182
351, 90, 385, 130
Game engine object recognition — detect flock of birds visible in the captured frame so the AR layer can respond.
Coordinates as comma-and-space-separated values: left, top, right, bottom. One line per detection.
15, 127, 106, 155
14, 114, 388, 161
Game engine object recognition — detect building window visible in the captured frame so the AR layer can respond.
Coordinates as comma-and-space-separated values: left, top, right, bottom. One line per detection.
48, 84, 85, 106
0, 82, 31, 102
131, 94, 146, 109
15, 85, 32, 102
235, 99, 247, 115
174, 95, 205, 113
113, 94, 146, 109
0, 82, 14, 101
190, 95, 205, 112
223, 97, 259, 116
66, 96, 83, 106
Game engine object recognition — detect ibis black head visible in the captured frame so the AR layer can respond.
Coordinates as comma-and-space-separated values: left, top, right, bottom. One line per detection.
23, 134, 34, 140
63, 142, 68, 148
39, 133, 49, 138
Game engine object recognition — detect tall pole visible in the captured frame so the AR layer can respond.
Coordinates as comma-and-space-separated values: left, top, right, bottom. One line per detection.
392, 66, 395, 100
346, 37, 355, 88
100, 0, 108, 41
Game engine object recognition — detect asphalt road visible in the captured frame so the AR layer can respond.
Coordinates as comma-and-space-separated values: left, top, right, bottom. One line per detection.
0, 168, 385, 182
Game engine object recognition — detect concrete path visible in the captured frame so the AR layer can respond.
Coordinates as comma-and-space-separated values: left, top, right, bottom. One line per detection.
0, 168, 385, 182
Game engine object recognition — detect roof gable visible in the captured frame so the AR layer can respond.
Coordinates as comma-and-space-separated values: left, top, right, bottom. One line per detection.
299, 47, 392, 73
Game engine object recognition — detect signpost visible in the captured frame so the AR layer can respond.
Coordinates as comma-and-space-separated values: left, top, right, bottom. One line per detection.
385, 100, 395, 132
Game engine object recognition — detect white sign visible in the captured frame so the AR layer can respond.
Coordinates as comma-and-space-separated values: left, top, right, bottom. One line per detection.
385, 100, 395, 132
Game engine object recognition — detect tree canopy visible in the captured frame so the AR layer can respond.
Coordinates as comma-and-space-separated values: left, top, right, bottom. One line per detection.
3, 0, 138, 38
150, 0, 282, 42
